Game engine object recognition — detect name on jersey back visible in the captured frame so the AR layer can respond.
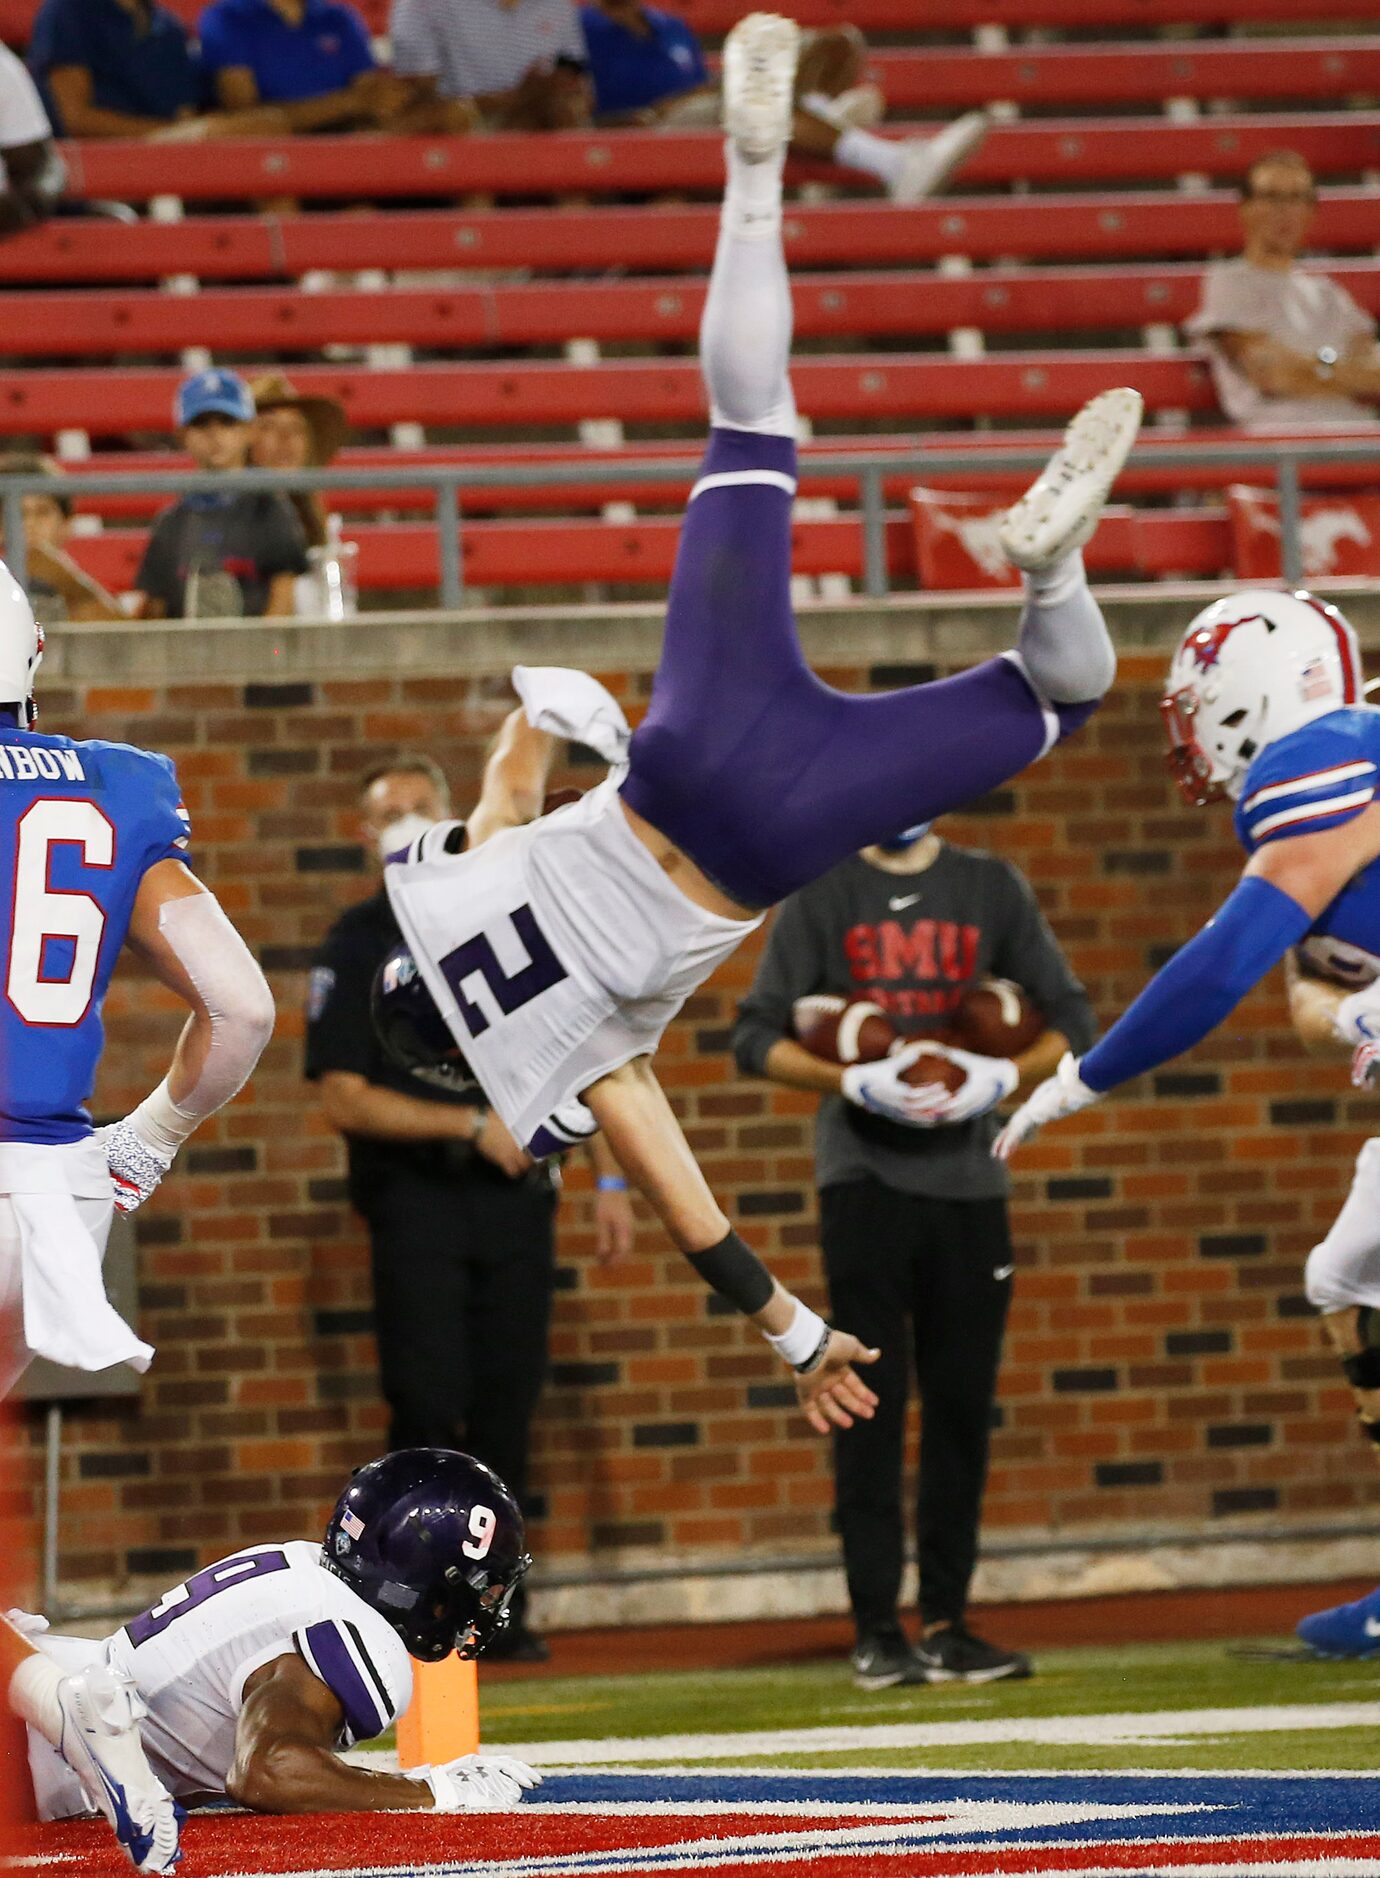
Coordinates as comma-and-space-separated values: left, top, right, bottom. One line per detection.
0, 745, 86, 783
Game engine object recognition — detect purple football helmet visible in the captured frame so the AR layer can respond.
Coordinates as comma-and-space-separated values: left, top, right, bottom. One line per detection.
371, 942, 474, 1092
322, 1449, 531, 1662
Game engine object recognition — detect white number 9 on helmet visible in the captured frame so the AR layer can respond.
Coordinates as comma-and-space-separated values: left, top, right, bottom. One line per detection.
462, 1504, 497, 1560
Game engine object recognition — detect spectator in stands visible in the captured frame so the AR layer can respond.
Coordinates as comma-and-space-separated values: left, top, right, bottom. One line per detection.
132, 369, 308, 620
0, 43, 65, 236
27, 0, 283, 138
0, 453, 123, 622
198, 0, 419, 130
579, 1, 988, 204
390, 0, 593, 130
1187, 150, 1380, 430
248, 372, 349, 549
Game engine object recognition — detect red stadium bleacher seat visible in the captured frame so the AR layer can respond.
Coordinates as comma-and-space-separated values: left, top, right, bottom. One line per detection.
0, 352, 1216, 440
4, 261, 1377, 358
57, 114, 1380, 205
61, 505, 1232, 595
1, 189, 1372, 287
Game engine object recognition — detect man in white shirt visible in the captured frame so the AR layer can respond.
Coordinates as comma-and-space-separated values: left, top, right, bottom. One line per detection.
0, 44, 65, 236
1186, 149, 1380, 430
389, 0, 591, 129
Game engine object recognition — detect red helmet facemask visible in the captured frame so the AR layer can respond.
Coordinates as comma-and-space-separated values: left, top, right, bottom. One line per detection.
1159, 685, 1224, 808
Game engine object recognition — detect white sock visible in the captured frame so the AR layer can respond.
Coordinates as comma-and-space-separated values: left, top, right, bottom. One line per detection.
1015, 552, 1117, 703
834, 126, 904, 189
10, 1651, 65, 1747
703, 142, 797, 435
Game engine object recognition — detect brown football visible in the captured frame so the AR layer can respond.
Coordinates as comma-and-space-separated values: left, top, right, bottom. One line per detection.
896, 1047, 965, 1093
792, 993, 898, 1065
951, 977, 1045, 1057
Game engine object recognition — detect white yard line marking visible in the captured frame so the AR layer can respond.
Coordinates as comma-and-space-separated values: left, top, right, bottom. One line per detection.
496, 1700, 1380, 1766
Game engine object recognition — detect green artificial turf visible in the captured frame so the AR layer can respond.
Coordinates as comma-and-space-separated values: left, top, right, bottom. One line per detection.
462, 1638, 1380, 1774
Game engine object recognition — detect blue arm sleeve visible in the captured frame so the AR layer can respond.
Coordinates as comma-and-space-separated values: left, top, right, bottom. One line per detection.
1079, 875, 1314, 1094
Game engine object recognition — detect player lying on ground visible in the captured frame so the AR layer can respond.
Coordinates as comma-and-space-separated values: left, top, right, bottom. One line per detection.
14, 1449, 542, 1825
997, 588, 1380, 1420
376, 13, 1139, 1436
0, 564, 275, 1871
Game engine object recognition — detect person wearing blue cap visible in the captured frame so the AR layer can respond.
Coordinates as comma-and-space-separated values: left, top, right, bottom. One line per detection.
133, 370, 309, 620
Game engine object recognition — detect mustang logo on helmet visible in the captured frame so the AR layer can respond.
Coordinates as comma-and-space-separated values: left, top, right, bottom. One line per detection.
1161, 589, 1362, 808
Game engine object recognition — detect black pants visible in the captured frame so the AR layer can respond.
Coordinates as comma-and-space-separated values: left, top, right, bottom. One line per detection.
360, 1164, 557, 1513
820, 1177, 1013, 1635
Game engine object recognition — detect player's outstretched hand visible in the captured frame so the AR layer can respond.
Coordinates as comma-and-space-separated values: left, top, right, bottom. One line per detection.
794, 1330, 881, 1436
99, 1118, 174, 1215
841, 1043, 947, 1128
423, 1752, 542, 1812
993, 1052, 1101, 1161
905, 1042, 1018, 1127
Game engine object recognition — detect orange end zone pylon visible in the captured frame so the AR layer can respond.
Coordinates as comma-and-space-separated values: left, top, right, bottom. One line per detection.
396, 1655, 480, 1770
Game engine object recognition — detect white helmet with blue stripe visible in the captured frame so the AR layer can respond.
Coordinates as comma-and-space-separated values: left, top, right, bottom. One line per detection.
1161, 588, 1362, 806
0, 557, 42, 729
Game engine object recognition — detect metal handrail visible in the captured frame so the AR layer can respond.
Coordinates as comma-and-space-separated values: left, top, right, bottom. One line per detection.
5, 437, 1378, 610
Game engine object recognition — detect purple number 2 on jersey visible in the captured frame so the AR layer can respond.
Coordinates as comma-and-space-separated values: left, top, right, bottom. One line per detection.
124, 1549, 290, 1646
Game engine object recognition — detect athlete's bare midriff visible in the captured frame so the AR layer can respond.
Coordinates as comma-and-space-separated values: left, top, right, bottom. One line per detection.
618, 798, 760, 922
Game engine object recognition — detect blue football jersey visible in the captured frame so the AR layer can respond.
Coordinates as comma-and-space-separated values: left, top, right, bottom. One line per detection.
1235, 704, 1380, 959
0, 726, 190, 1145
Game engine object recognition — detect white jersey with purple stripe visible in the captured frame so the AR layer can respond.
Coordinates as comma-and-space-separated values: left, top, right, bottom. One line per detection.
97, 1540, 411, 1799
1235, 704, 1380, 970
386, 776, 760, 1157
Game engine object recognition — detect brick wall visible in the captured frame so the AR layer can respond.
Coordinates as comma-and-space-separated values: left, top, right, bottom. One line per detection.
18, 644, 1380, 1605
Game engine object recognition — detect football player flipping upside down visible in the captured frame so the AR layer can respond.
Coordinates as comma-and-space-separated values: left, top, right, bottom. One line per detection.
377, 13, 1140, 1436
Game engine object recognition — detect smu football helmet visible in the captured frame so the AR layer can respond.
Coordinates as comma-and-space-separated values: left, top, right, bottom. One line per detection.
323, 1449, 531, 1662
1161, 589, 1362, 806
372, 942, 475, 1091
0, 559, 43, 729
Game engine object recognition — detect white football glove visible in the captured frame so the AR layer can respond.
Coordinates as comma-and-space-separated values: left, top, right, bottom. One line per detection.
993, 1052, 1102, 1161
1335, 985, 1380, 1047
4, 1608, 49, 1638
905, 1043, 1019, 1126
422, 1752, 541, 1813
98, 1117, 174, 1215
841, 1041, 950, 1128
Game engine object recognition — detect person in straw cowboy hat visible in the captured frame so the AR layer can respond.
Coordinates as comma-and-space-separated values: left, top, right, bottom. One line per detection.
249, 372, 349, 550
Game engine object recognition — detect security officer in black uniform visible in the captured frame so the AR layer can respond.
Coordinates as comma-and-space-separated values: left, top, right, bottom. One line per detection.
305, 753, 634, 1660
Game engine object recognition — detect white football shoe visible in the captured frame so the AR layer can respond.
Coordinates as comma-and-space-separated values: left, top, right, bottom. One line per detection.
998, 386, 1144, 571
57, 1662, 182, 1873
888, 108, 991, 204
723, 12, 800, 162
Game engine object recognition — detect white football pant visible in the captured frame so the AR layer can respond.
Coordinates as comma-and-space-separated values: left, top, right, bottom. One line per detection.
1304, 1136, 1380, 1313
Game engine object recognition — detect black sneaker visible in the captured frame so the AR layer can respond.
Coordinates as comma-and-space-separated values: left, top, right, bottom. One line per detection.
850, 1626, 923, 1691
484, 1622, 550, 1664
912, 1624, 1031, 1684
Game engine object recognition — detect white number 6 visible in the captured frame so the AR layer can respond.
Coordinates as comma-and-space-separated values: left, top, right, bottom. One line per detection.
462, 1504, 496, 1560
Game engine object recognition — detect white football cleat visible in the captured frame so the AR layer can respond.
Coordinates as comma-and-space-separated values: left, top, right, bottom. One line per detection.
888, 108, 991, 204
57, 1663, 182, 1873
723, 12, 800, 162
998, 386, 1144, 571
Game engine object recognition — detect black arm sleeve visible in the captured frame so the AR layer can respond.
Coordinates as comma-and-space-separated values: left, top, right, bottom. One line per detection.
989, 861, 1097, 1055
732, 891, 830, 1078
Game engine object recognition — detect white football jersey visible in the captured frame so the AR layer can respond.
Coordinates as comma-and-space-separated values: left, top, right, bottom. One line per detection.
29, 1540, 412, 1814
387, 777, 760, 1154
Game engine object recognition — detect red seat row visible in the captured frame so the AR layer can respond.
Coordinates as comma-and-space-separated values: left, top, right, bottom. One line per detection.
3, 0, 1372, 39
59, 113, 1380, 204
55, 433, 1380, 524
6, 260, 1377, 359
0, 351, 1215, 439
3, 187, 1371, 286
61, 505, 1232, 594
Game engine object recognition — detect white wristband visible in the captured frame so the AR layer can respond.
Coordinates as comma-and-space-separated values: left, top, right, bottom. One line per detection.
764, 1297, 828, 1368
423, 1764, 457, 1812
128, 1077, 200, 1162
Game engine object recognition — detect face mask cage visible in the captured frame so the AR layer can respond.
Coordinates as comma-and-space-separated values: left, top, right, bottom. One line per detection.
451, 1551, 532, 1660
1160, 685, 1226, 807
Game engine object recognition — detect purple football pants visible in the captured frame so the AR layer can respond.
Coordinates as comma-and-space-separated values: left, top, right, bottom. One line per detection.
621, 428, 1095, 908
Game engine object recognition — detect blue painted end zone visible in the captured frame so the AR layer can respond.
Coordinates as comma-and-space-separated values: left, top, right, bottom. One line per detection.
535, 1770, 1379, 1840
